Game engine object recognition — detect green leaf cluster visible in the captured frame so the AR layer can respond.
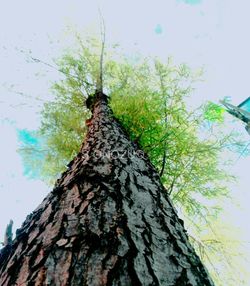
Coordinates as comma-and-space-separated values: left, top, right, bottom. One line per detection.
203, 101, 225, 123
18, 38, 233, 219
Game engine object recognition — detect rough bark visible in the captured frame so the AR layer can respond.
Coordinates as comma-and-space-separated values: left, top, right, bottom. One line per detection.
0, 92, 214, 285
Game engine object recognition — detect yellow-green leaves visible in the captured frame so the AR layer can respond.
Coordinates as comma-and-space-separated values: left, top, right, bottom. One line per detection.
204, 101, 225, 123
19, 39, 233, 221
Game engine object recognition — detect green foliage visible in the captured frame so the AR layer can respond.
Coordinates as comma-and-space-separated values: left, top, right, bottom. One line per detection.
108, 58, 232, 218
187, 215, 250, 286
203, 101, 225, 123
18, 38, 233, 220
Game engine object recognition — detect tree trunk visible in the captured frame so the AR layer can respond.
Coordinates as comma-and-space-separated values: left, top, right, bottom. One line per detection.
0, 92, 214, 285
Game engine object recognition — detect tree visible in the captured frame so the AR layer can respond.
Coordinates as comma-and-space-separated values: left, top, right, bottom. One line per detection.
15, 36, 249, 284
16, 40, 239, 283
0, 90, 214, 285
18, 41, 234, 222
3, 26, 248, 284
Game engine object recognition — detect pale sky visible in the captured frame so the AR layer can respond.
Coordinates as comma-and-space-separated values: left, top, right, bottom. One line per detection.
0, 0, 250, 280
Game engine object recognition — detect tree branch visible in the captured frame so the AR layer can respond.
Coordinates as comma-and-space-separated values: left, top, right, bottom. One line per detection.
30, 56, 93, 89
97, 9, 106, 93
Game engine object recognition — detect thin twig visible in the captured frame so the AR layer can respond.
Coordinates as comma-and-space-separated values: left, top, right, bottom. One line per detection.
30, 56, 93, 88
97, 8, 106, 93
